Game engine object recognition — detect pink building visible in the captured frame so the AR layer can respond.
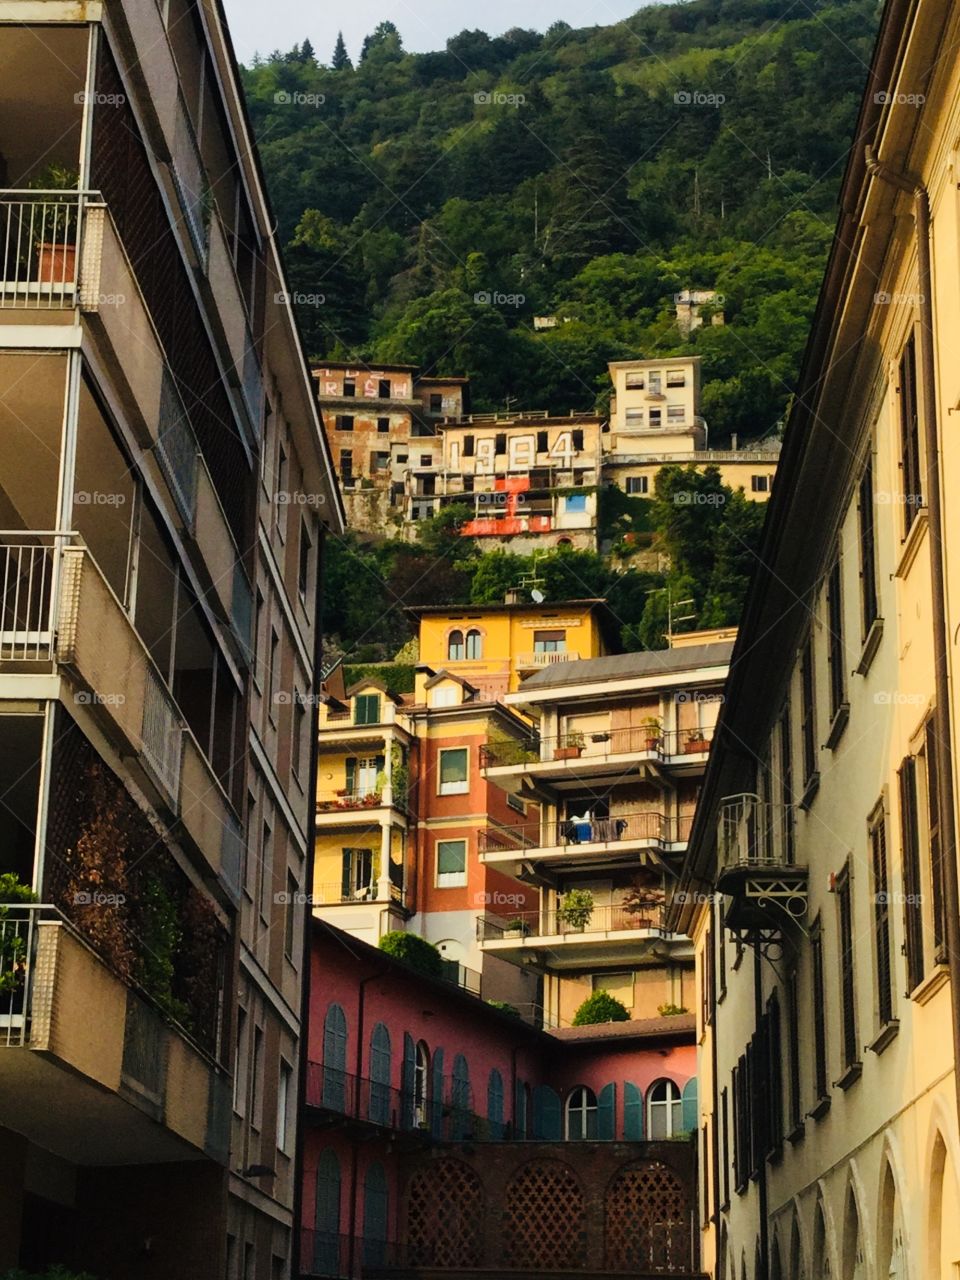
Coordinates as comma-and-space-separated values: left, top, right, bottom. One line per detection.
300, 920, 698, 1278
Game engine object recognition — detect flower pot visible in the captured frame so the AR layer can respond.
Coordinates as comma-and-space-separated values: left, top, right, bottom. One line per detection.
645, 737, 660, 751
684, 739, 709, 754
37, 242, 76, 284
553, 745, 582, 760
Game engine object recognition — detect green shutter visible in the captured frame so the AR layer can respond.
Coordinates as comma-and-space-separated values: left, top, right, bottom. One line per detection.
314, 1149, 341, 1275
401, 1033, 416, 1130
340, 851, 352, 900
362, 1162, 388, 1268
345, 758, 356, 793
369, 1023, 391, 1124
598, 1083, 616, 1140
624, 1082, 644, 1140
487, 1069, 504, 1139
681, 1078, 698, 1133
431, 1048, 445, 1136
322, 1004, 347, 1110
533, 1085, 561, 1139
515, 1079, 526, 1138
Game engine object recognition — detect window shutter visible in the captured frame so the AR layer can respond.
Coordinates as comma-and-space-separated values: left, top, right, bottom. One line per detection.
515, 1079, 527, 1138
624, 1082, 644, 1139
431, 1048, 445, 1136
401, 1033, 416, 1130
314, 1149, 341, 1273
681, 1078, 699, 1133
369, 1023, 391, 1124
487, 1069, 505, 1139
899, 758, 924, 989
322, 1004, 347, 1109
340, 851, 352, 900
533, 1085, 561, 1139
597, 1083, 616, 1139
345, 758, 356, 794
362, 1163, 388, 1268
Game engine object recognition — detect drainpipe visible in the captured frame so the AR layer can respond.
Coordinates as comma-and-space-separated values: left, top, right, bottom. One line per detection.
865, 147, 960, 1138
709, 901, 721, 1276
753, 948, 769, 1280
292, 526, 329, 1280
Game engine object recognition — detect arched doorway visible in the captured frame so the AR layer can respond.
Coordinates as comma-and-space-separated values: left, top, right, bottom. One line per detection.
842, 1188, 865, 1280
930, 1133, 960, 1279
879, 1160, 906, 1280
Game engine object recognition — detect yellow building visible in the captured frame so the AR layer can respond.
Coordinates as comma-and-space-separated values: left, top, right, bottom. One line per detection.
409, 596, 615, 698
672, 0, 960, 1274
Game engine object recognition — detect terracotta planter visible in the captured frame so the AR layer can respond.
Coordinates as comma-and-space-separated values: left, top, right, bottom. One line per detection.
644, 737, 660, 751
553, 745, 583, 760
37, 242, 76, 284
684, 739, 709, 754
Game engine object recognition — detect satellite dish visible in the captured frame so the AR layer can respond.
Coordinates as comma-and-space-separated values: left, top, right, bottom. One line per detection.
531, 589, 545, 603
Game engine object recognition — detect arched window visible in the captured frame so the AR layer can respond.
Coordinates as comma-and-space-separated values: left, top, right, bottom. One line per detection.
369, 1023, 391, 1124
451, 1053, 471, 1138
414, 1041, 430, 1126
447, 629, 465, 660
487, 1068, 504, 1139
322, 1004, 347, 1109
842, 1188, 864, 1280
314, 1149, 341, 1276
362, 1162, 389, 1268
647, 1079, 682, 1139
465, 629, 483, 659
565, 1085, 598, 1139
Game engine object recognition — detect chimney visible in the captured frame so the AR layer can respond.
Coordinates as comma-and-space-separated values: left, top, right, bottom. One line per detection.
731, 433, 738, 450
504, 589, 521, 605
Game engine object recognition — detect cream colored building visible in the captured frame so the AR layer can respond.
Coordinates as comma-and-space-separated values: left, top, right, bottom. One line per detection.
0, 7, 342, 1277
672, 1, 960, 1274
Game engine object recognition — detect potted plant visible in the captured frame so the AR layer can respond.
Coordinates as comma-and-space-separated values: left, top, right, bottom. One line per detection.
28, 164, 80, 284
503, 917, 532, 938
620, 875, 664, 929
684, 727, 710, 754
554, 731, 585, 761
558, 888, 594, 932
0, 873, 38, 1027
641, 716, 662, 751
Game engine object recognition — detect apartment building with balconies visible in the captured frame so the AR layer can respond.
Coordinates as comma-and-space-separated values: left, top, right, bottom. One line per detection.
0, 6, 342, 1276
478, 640, 731, 1030
671, 1, 960, 1274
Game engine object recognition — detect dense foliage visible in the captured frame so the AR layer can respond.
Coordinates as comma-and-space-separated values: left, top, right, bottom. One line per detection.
378, 930, 445, 978
241, 0, 876, 436
572, 990, 632, 1025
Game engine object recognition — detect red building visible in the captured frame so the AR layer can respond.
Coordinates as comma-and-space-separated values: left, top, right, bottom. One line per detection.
300, 920, 699, 1279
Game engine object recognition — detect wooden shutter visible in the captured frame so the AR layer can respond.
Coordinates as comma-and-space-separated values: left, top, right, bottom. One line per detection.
431, 1048, 445, 1136
487, 1069, 505, 1139
401, 1033, 416, 1130
597, 1083, 616, 1139
899, 758, 924, 989
362, 1162, 388, 1268
314, 1149, 341, 1275
871, 813, 893, 1025
533, 1084, 562, 1139
322, 1004, 347, 1110
623, 1082, 644, 1139
682, 1078, 699, 1134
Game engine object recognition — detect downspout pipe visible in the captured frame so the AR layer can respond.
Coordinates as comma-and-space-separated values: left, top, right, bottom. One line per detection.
865, 146, 960, 1140
753, 949, 769, 1280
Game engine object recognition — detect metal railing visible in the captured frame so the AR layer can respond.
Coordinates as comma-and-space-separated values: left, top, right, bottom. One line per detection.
478, 901, 668, 942
141, 666, 185, 804
0, 535, 62, 662
0, 905, 44, 1047
316, 789, 384, 812
516, 650, 580, 669
479, 810, 690, 854
479, 723, 715, 768
0, 191, 82, 308
717, 793, 796, 870
304, 1066, 487, 1139
314, 882, 405, 907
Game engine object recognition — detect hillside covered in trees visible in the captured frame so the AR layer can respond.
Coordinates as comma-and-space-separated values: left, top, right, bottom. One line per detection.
241, 0, 877, 441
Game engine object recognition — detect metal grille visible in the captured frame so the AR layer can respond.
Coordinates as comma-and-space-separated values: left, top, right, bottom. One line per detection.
0, 194, 80, 307
501, 1160, 586, 1270
406, 1159, 484, 1267
141, 666, 184, 805
0, 538, 56, 661
604, 1160, 691, 1273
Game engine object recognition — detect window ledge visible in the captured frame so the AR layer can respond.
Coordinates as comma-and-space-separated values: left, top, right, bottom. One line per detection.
855, 617, 884, 675
799, 772, 820, 811
824, 703, 850, 751
910, 963, 951, 1006
807, 1095, 831, 1121
835, 1062, 863, 1091
786, 1121, 805, 1145
868, 1020, 900, 1055
895, 507, 928, 579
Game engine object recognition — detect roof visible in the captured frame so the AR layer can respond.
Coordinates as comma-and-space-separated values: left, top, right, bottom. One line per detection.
423, 669, 479, 694
406, 598, 607, 618
312, 362, 417, 374
344, 678, 402, 703
551, 1013, 696, 1044
518, 642, 734, 690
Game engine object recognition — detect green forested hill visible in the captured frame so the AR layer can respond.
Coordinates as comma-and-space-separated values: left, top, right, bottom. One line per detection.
240, 0, 878, 438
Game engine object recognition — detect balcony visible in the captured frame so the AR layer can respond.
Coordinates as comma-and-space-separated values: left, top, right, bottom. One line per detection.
0, 191, 83, 308
715, 793, 806, 931
0, 905, 229, 1165
480, 725, 714, 790
304, 1066, 490, 1139
479, 811, 690, 876
516, 650, 581, 670
477, 902, 689, 969
316, 787, 409, 820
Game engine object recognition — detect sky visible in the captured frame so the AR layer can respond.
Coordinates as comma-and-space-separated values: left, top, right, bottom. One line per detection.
222, 0, 645, 64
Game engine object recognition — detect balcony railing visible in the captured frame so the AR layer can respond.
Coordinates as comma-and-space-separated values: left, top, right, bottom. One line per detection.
478, 901, 667, 942
0, 905, 42, 1046
0, 534, 62, 662
0, 191, 83, 308
305, 1066, 488, 1139
314, 881, 405, 907
479, 811, 690, 855
516, 650, 580, 669
479, 724, 715, 769
717, 793, 796, 871
317, 789, 384, 812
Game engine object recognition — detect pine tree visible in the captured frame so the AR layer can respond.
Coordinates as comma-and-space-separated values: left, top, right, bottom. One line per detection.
331, 31, 352, 70
300, 38, 316, 63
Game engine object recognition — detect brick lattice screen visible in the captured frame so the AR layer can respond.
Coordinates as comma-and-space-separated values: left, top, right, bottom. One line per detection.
501, 1160, 587, 1270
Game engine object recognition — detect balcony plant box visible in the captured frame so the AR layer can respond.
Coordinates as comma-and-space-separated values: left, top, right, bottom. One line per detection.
29, 165, 80, 285
684, 733, 709, 754
554, 732, 585, 760
503, 918, 532, 938
641, 717, 662, 751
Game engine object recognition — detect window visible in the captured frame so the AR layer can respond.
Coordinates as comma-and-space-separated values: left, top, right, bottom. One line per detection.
378, 378, 391, 398
898, 756, 925, 990
626, 476, 649, 495
625, 371, 644, 389
667, 404, 685, 420
811, 918, 828, 1104
648, 372, 662, 394
751, 474, 770, 493
284, 869, 297, 958
533, 629, 566, 653
313, 1149, 341, 1277
701, 927, 713, 1029
450, 1054, 471, 1138
465, 629, 483, 659
647, 1079, 682, 1139
438, 747, 468, 795
233, 1007, 247, 1114
430, 393, 443, 413
437, 838, 467, 887
277, 1060, 292, 1151
571, 429, 584, 451
259, 819, 273, 925
430, 685, 458, 708
298, 517, 312, 601
463, 435, 475, 457
786, 971, 802, 1132
800, 637, 817, 792
858, 455, 879, 637
537, 430, 548, 452
764, 993, 784, 1154
343, 379, 356, 398
377, 416, 390, 433
322, 1004, 348, 1109
666, 369, 686, 387
362, 1163, 389, 1268
447, 629, 465, 660
341, 847, 374, 900
838, 867, 858, 1078
592, 971, 633, 1005
251, 1025, 264, 1130
827, 558, 846, 721
720, 1086, 730, 1206
565, 493, 587, 513
898, 334, 922, 533
494, 432, 507, 455
870, 804, 893, 1028
625, 408, 644, 426
648, 409, 662, 426
395, 452, 408, 464
414, 1041, 430, 1125
346, 755, 382, 799
565, 1086, 598, 1139
336, 414, 354, 431
340, 449, 353, 479
779, 705, 795, 861
373, 451, 390, 470
354, 693, 381, 725
487, 1068, 505, 1139
369, 1023, 391, 1123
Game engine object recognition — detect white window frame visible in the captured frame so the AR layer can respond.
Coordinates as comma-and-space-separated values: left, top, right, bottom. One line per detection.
565, 1086, 598, 1140
438, 746, 469, 795
647, 1078, 682, 1139
436, 837, 467, 887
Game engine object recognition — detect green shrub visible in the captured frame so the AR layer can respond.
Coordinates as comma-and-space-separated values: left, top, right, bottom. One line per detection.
487, 999, 521, 1017
658, 1002, 689, 1017
378, 931, 443, 978
0, 873, 38, 905
572, 990, 630, 1026
1, 1267, 100, 1280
